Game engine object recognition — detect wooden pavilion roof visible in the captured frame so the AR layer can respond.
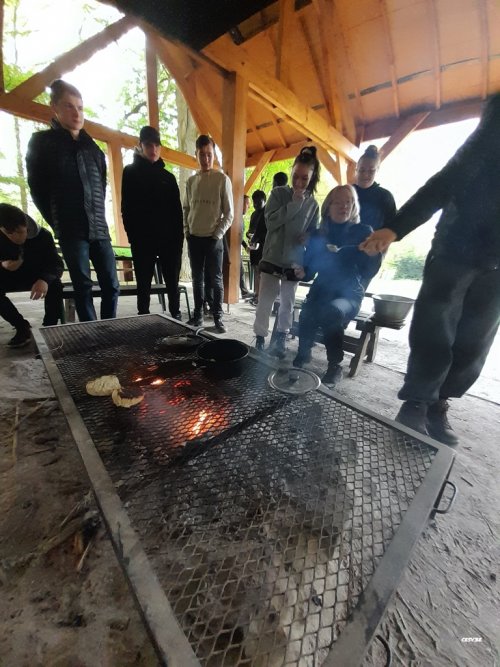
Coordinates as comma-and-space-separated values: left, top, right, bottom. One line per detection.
108, 0, 500, 167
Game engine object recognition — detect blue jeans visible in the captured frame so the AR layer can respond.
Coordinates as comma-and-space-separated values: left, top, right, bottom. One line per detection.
59, 238, 120, 321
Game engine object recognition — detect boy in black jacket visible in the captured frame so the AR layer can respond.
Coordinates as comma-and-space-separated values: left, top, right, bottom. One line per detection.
0, 204, 63, 347
121, 126, 184, 317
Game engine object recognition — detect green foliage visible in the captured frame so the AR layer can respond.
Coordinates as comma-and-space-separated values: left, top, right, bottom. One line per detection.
387, 246, 426, 280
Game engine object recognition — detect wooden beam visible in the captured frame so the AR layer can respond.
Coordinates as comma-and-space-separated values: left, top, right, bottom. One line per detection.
427, 0, 442, 109
247, 109, 267, 152
275, 0, 295, 88
203, 35, 358, 161
378, 0, 400, 118
145, 35, 159, 129
7, 16, 134, 101
479, 0, 490, 100
107, 141, 128, 246
244, 150, 275, 194
298, 15, 330, 123
246, 140, 310, 166
0, 93, 198, 169
379, 112, 430, 161
147, 30, 223, 146
0, 0, 4, 93
317, 146, 341, 183
222, 72, 248, 305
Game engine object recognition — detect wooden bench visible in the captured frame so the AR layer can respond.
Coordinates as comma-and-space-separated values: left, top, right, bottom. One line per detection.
272, 286, 406, 377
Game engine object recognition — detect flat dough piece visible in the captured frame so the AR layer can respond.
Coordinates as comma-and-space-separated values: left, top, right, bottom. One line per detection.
112, 386, 144, 408
86, 375, 121, 396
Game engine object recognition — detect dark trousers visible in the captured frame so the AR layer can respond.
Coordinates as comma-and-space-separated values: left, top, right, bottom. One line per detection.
0, 269, 63, 327
399, 255, 500, 403
59, 238, 119, 322
188, 236, 224, 317
131, 241, 182, 316
299, 292, 361, 364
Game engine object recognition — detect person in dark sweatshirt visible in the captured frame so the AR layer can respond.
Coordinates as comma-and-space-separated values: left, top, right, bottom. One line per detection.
360, 93, 500, 446
293, 186, 381, 387
353, 144, 396, 233
121, 126, 184, 318
26, 79, 119, 322
0, 204, 63, 347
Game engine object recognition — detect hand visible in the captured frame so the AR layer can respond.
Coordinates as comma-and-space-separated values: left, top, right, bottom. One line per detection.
292, 189, 306, 202
30, 279, 48, 300
293, 265, 305, 280
359, 228, 397, 255
1, 258, 24, 271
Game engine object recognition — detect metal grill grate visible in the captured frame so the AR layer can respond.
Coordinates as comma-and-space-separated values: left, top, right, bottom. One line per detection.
38, 315, 454, 666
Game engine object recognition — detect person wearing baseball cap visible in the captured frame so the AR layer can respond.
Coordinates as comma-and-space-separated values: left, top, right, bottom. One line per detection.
121, 126, 184, 318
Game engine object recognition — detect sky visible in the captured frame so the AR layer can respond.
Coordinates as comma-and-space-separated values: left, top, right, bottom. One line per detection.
1, 0, 481, 252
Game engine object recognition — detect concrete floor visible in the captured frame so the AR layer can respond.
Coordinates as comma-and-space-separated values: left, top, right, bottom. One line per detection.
1, 287, 499, 666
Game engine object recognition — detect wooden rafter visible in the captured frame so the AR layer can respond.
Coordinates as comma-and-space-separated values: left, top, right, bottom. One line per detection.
379, 112, 430, 161
246, 140, 310, 166
378, 0, 400, 118
317, 146, 341, 183
145, 35, 159, 128
479, 0, 490, 100
427, 0, 442, 110
247, 109, 267, 152
147, 30, 223, 146
107, 141, 128, 245
7, 16, 134, 101
203, 35, 358, 161
312, 0, 344, 131
298, 15, 330, 122
0, 93, 198, 169
275, 0, 294, 88
244, 150, 275, 194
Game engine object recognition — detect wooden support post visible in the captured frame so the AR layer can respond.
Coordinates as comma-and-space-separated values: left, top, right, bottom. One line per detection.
107, 142, 128, 247
244, 149, 275, 194
379, 112, 430, 161
317, 147, 341, 184
145, 36, 159, 129
222, 72, 247, 305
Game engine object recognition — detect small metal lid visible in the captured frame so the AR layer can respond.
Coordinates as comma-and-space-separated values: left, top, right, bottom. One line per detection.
268, 367, 321, 395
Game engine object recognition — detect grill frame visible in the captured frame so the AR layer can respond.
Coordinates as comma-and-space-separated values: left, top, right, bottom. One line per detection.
33, 315, 455, 667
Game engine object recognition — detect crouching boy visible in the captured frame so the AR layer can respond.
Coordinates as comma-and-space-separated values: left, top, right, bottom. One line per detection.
0, 203, 64, 347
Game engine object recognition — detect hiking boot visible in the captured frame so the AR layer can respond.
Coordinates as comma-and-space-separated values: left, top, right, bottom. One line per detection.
187, 312, 203, 328
269, 332, 287, 359
255, 335, 265, 351
395, 401, 429, 436
322, 363, 343, 388
427, 399, 459, 446
293, 349, 312, 368
7, 321, 32, 348
213, 317, 227, 333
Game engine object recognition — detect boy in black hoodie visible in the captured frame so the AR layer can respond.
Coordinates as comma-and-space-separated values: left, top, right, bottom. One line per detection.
0, 204, 64, 347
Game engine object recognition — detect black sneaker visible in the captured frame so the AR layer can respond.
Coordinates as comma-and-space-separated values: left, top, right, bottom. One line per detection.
322, 363, 343, 387
395, 401, 429, 436
269, 332, 287, 359
427, 399, 459, 446
214, 318, 227, 333
8, 322, 32, 348
187, 313, 203, 328
293, 349, 312, 368
255, 335, 265, 351
172, 312, 182, 321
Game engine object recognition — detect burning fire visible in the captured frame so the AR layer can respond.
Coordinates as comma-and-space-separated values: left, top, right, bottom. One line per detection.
191, 409, 209, 436
150, 378, 166, 386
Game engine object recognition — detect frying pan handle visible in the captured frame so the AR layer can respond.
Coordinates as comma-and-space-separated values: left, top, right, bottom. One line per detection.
433, 479, 458, 515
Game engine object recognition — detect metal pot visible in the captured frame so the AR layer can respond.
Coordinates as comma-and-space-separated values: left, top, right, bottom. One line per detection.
372, 294, 415, 324
196, 339, 249, 379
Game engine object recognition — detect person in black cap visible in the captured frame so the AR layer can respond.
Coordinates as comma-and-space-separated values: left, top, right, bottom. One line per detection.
121, 126, 184, 318
0, 203, 64, 347
361, 92, 500, 446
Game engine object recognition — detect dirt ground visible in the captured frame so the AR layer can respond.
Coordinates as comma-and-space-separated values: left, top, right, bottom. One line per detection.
0, 292, 498, 667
